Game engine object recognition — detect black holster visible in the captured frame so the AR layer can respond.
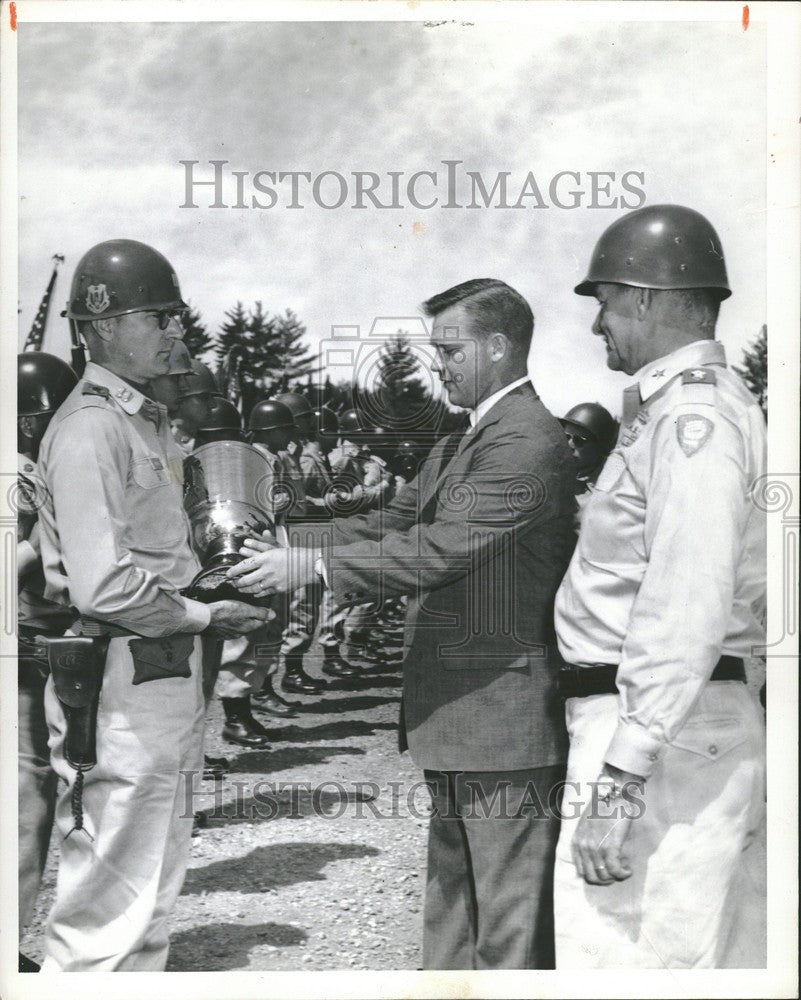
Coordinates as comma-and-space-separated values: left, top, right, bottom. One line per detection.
45, 636, 109, 770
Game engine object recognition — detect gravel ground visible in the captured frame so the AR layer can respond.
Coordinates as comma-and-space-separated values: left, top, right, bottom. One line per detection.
21, 649, 429, 971
19, 652, 766, 972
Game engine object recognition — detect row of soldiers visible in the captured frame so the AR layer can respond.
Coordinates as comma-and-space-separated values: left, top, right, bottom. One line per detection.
17, 335, 615, 970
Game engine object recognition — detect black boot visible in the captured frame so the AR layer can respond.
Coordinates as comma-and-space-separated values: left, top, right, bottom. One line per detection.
321, 650, 362, 678
281, 657, 326, 694
252, 676, 298, 717
221, 696, 271, 748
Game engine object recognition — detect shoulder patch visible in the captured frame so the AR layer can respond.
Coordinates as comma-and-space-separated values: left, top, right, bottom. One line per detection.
682, 368, 717, 386
676, 413, 714, 456
82, 382, 111, 399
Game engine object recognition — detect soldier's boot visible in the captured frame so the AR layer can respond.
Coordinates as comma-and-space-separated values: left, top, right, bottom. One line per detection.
321, 649, 362, 678
221, 696, 272, 748
252, 675, 298, 717
281, 657, 325, 695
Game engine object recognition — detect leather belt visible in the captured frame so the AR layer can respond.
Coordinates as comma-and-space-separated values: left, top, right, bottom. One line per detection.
558, 654, 746, 699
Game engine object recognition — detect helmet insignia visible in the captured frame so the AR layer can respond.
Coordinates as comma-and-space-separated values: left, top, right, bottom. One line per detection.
85, 284, 110, 314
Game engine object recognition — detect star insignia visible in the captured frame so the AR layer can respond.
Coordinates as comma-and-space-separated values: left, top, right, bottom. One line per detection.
690, 369, 707, 380
651, 369, 666, 378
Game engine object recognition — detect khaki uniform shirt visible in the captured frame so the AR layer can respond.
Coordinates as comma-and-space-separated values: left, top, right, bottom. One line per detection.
555, 340, 766, 778
37, 362, 210, 638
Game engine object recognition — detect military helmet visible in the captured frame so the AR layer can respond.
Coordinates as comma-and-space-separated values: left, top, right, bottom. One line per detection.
177, 360, 221, 399
313, 405, 339, 439
365, 425, 396, 460
560, 403, 617, 452
18, 352, 79, 416
575, 205, 731, 301
274, 392, 314, 419
198, 397, 242, 432
338, 408, 372, 439
248, 399, 296, 432
166, 340, 193, 376
67, 239, 187, 321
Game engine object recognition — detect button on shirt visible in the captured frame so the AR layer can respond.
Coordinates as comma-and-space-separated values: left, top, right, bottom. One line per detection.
555, 340, 766, 779
37, 362, 211, 637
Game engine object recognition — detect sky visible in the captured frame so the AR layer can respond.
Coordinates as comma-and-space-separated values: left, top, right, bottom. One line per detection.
16, 14, 766, 418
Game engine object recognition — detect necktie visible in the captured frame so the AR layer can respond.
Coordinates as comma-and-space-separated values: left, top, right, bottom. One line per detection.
140, 399, 162, 430
620, 385, 641, 429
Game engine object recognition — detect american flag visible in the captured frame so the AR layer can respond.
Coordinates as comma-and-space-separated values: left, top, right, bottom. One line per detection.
23, 254, 65, 352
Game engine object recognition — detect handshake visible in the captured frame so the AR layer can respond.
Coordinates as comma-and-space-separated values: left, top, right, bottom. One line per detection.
204, 531, 320, 637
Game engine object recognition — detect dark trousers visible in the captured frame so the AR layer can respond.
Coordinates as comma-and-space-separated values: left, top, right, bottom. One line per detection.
423, 764, 564, 970
18, 661, 58, 929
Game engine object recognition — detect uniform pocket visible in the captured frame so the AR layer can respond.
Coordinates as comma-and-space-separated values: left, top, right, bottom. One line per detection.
129, 634, 194, 685
669, 715, 748, 760
131, 455, 172, 489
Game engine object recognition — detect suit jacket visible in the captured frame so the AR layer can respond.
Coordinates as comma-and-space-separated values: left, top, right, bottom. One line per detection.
324, 384, 576, 771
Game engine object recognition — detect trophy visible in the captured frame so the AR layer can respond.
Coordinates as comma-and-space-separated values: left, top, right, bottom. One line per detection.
182, 440, 280, 605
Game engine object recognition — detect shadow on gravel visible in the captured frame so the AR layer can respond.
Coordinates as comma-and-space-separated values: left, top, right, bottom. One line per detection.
259, 719, 398, 743
227, 744, 364, 773
303, 694, 400, 715
198, 780, 385, 827
167, 920, 307, 971
333, 672, 402, 692
183, 842, 380, 896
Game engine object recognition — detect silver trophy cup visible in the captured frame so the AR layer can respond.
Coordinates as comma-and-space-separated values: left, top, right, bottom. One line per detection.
183, 440, 279, 605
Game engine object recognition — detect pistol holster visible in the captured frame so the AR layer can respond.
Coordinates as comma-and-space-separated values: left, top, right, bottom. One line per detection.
45, 636, 109, 770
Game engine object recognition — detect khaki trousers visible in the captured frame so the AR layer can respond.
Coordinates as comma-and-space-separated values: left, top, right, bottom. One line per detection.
554, 683, 766, 968
41, 635, 204, 971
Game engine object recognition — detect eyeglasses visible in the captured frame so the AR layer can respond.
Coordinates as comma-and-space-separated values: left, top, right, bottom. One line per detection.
153, 309, 186, 330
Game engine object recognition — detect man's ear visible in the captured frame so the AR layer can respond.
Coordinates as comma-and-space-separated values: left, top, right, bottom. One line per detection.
636, 287, 652, 320
488, 332, 508, 362
91, 317, 116, 343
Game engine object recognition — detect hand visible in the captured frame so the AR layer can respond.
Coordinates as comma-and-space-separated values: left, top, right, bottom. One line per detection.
226, 545, 318, 595
571, 768, 644, 886
240, 528, 277, 554
206, 600, 274, 638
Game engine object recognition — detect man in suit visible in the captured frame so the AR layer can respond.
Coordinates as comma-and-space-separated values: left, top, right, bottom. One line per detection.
228, 279, 577, 969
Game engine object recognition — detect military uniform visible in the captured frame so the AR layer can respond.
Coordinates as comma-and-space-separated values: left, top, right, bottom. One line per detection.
17, 454, 72, 932
36, 362, 210, 970
553, 340, 767, 967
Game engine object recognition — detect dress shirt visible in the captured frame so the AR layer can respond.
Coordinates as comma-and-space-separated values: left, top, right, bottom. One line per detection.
555, 340, 766, 778
469, 375, 532, 429
37, 362, 210, 637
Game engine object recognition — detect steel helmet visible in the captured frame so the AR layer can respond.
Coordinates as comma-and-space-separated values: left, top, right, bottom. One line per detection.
18, 352, 79, 416
366, 425, 396, 460
248, 399, 296, 433
166, 340, 193, 376
575, 205, 731, 301
313, 405, 339, 439
198, 397, 242, 432
274, 392, 313, 419
177, 360, 221, 399
338, 408, 372, 439
560, 403, 617, 452
67, 239, 187, 321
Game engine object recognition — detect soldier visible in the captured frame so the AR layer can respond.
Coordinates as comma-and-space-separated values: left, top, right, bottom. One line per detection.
559, 402, 618, 523
194, 396, 246, 446
553, 206, 767, 967
16, 352, 79, 973
206, 398, 299, 730
275, 396, 363, 691
35, 239, 270, 970
171, 359, 220, 453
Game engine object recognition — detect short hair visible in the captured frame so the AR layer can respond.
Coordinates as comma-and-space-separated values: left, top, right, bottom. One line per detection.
652, 287, 721, 328
422, 278, 534, 353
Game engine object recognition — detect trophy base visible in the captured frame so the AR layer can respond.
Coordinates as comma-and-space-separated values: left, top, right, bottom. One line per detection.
184, 562, 271, 608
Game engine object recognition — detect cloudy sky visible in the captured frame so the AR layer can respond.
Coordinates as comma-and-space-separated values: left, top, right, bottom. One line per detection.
17, 12, 766, 417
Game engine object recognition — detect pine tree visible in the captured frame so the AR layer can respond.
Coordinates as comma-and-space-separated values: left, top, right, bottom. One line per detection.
370, 333, 447, 436
734, 325, 767, 419
181, 301, 215, 359
270, 309, 319, 391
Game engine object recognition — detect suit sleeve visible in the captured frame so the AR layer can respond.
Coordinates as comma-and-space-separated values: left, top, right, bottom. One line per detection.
324, 431, 565, 604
